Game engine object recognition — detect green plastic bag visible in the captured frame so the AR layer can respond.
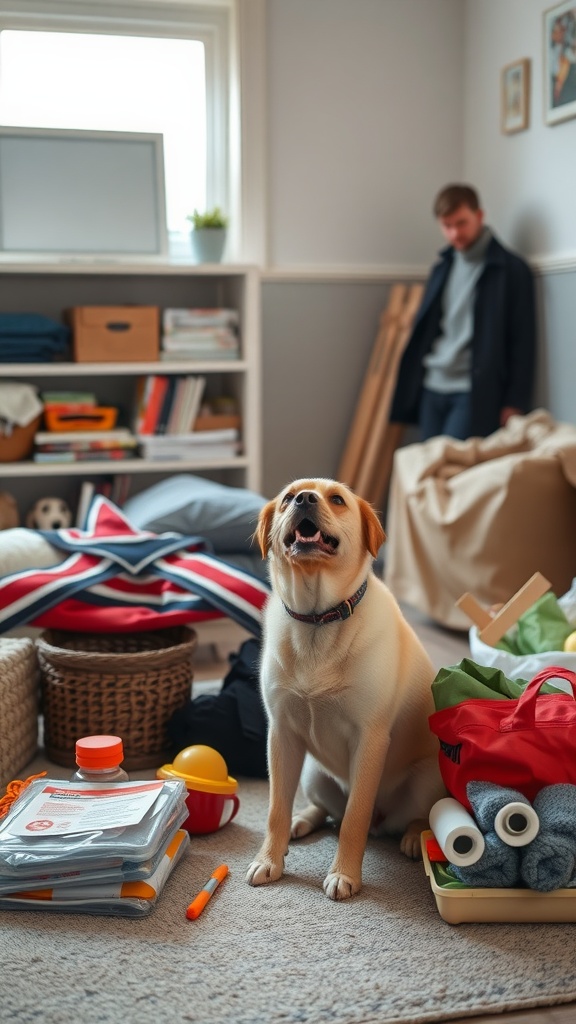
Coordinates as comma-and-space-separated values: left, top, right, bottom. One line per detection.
515, 592, 573, 654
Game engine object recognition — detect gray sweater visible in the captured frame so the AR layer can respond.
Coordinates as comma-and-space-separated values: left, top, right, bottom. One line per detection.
423, 227, 492, 393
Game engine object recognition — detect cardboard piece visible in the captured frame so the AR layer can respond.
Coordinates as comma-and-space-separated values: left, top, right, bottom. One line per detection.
456, 571, 552, 647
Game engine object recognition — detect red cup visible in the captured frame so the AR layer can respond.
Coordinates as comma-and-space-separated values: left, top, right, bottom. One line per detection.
157, 745, 240, 834
182, 788, 240, 834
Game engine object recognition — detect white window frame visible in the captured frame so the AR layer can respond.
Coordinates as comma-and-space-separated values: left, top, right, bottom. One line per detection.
0, 0, 267, 262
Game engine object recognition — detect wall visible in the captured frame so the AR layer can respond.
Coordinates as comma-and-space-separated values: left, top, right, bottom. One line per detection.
462, 0, 576, 427
261, 0, 465, 496
260, 0, 576, 498
266, 0, 465, 270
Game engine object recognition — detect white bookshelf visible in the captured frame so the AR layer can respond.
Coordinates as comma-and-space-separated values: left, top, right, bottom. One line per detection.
0, 259, 262, 516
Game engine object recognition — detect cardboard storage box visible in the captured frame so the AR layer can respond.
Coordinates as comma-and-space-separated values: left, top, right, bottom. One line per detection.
69, 306, 159, 362
421, 830, 576, 924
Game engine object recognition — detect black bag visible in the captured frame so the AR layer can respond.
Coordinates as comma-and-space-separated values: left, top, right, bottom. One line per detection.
167, 638, 268, 778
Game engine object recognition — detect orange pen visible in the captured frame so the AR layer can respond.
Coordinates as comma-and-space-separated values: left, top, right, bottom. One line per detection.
185, 864, 229, 920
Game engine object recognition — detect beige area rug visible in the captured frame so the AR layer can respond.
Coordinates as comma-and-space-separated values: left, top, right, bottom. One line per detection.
2, 762, 576, 1024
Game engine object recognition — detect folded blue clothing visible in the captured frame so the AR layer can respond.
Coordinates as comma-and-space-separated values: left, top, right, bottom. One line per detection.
0, 313, 69, 341
520, 785, 576, 892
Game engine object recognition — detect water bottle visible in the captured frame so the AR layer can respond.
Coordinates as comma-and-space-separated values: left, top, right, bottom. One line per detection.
71, 734, 129, 782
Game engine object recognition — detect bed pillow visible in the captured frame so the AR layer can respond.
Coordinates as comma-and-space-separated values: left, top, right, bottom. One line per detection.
122, 474, 267, 554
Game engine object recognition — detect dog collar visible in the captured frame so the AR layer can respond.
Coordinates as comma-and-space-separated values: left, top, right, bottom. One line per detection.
282, 578, 368, 626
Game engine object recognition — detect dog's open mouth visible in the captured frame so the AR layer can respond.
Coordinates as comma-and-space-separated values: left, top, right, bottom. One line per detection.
283, 517, 339, 556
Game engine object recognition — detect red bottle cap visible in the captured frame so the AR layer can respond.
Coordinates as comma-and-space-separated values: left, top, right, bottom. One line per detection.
75, 734, 124, 769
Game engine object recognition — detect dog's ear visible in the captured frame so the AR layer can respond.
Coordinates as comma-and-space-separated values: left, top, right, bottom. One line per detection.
358, 497, 386, 558
254, 499, 277, 558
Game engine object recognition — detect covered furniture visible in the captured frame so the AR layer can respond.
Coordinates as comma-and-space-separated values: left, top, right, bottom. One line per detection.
384, 410, 576, 630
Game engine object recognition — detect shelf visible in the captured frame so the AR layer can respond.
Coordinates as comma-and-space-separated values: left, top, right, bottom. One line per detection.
0, 360, 249, 376
0, 456, 250, 478
0, 261, 261, 502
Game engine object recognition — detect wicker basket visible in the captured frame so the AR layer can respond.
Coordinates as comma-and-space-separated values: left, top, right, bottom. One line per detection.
37, 627, 197, 770
0, 638, 39, 790
0, 415, 42, 462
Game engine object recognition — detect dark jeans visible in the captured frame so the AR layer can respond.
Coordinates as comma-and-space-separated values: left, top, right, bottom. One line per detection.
419, 387, 472, 441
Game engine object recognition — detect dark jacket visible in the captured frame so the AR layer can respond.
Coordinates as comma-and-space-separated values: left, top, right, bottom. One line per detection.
390, 235, 536, 437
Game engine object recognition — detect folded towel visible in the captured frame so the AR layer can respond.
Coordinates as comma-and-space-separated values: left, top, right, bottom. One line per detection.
466, 781, 532, 833
450, 829, 521, 887
521, 785, 576, 892
449, 781, 521, 887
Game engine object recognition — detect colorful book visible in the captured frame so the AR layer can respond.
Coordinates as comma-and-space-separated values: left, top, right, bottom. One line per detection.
139, 376, 169, 435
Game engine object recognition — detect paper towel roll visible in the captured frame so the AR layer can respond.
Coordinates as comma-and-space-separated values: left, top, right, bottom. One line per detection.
494, 802, 540, 847
429, 797, 486, 866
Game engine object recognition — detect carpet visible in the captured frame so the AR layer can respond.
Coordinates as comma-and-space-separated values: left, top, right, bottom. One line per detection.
2, 767, 576, 1024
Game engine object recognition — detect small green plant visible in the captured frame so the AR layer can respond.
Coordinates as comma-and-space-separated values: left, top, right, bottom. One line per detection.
187, 206, 228, 230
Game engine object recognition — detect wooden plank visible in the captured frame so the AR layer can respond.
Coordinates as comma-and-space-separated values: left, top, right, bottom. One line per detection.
478, 572, 552, 647
337, 283, 406, 488
455, 592, 493, 630
368, 420, 405, 512
354, 282, 424, 502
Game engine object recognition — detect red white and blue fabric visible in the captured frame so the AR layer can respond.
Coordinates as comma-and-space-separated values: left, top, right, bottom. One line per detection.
0, 496, 269, 635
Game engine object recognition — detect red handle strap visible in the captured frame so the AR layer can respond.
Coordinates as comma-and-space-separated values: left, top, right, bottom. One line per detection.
501, 666, 576, 731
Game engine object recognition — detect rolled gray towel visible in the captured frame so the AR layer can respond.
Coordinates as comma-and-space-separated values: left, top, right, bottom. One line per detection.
450, 830, 521, 887
467, 781, 534, 835
521, 785, 576, 892
449, 781, 522, 887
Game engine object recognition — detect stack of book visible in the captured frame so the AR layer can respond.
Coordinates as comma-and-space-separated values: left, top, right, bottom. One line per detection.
33, 428, 138, 463
0, 776, 189, 917
137, 427, 240, 462
160, 308, 240, 362
134, 374, 206, 436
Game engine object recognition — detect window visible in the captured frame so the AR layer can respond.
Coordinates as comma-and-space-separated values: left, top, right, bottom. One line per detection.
0, 1, 233, 258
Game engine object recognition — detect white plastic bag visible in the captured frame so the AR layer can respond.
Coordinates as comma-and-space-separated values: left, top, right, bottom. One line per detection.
469, 578, 576, 681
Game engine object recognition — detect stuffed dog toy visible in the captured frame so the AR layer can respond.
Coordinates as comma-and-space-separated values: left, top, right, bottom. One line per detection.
26, 497, 72, 530
247, 477, 444, 901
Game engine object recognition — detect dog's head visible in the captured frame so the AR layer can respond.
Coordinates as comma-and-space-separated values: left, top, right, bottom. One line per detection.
26, 497, 72, 531
256, 478, 385, 583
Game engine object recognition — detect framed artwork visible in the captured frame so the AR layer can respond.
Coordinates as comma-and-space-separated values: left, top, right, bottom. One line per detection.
501, 58, 531, 133
543, 2, 576, 125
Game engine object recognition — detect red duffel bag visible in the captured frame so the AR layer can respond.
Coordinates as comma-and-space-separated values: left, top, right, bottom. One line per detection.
428, 666, 576, 809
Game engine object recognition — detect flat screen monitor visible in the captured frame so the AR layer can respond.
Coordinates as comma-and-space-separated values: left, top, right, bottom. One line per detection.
0, 127, 168, 256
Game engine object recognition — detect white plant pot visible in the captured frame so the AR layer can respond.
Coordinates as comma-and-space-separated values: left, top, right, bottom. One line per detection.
190, 228, 227, 263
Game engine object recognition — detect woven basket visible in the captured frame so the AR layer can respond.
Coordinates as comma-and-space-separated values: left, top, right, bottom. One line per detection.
0, 414, 42, 462
37, 627, 197, 770
0, 638, 39, 790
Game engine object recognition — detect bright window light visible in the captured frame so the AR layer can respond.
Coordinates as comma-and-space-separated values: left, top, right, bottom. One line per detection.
0, 30, 206, 236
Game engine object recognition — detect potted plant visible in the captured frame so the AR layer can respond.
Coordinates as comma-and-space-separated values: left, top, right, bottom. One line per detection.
187, 207, 229, 263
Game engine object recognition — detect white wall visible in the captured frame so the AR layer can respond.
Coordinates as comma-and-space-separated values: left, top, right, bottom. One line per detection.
258, 0, 576, 494
463, 0, 576, 263
267, 0, 465, 269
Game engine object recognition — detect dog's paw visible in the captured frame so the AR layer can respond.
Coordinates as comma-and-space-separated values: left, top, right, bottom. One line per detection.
290, 803, 327, 840
246, 858, 284, 887
400, 819, 426, 859
323, 871, 360, 901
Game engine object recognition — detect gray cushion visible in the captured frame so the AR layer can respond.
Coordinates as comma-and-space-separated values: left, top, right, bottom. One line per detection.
122, 474, 266, 553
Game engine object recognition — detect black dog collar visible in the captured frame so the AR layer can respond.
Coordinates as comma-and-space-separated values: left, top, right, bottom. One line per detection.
282, 578, 368, 626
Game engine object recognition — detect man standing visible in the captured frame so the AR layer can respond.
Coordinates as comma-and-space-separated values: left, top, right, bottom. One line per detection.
390, 184, 536, 440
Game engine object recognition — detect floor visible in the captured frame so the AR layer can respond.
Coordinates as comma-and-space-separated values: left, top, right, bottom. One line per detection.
195, 605, 575, 1024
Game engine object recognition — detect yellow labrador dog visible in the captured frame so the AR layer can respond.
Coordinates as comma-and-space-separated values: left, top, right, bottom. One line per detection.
246, 477, 444, 901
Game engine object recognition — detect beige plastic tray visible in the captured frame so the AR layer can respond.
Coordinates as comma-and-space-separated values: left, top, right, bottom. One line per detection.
421, 830, 576, 924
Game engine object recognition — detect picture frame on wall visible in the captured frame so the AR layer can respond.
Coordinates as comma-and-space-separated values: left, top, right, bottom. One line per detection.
501, 58, 531, 133
543, 2, 576, 125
